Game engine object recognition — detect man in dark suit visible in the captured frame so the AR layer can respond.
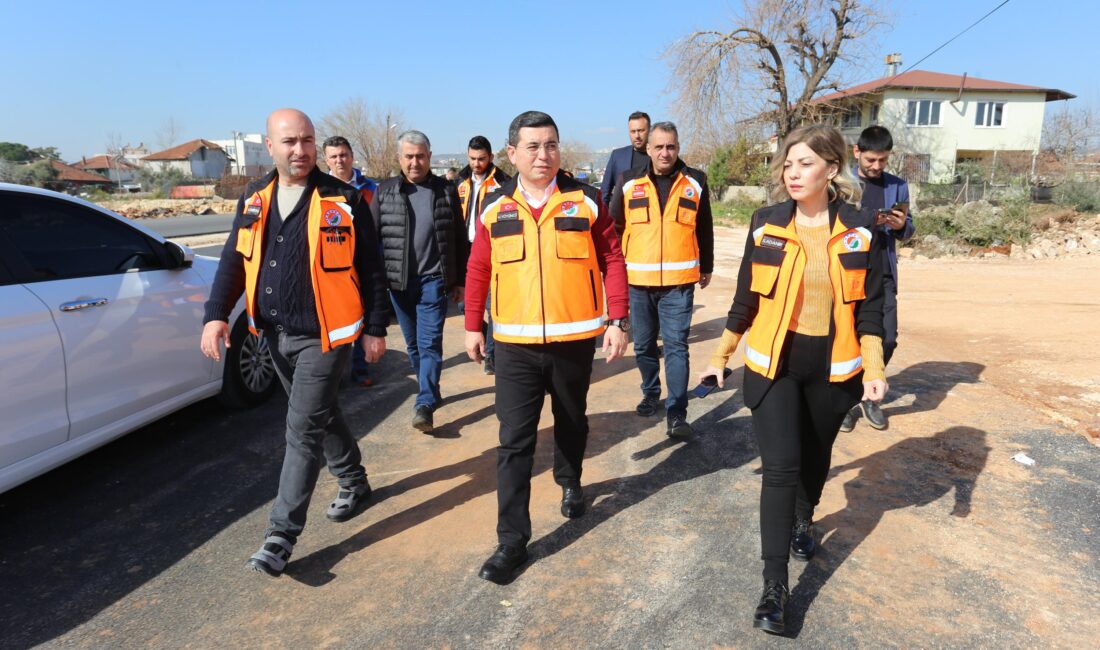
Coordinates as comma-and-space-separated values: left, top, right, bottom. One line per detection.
600, 111, 650, 209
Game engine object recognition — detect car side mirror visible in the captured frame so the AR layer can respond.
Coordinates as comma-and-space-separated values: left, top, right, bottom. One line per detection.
165, 241, 194, 269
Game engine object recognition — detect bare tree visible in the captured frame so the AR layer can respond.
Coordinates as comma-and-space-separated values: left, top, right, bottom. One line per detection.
494, 146, 516, 177
1042, 104, 1099, 162
666, 0, 886, 143
559, 140, 594, 175
155, 117, 183, 150
319, 98, 405, 178
105, 131, 124, 155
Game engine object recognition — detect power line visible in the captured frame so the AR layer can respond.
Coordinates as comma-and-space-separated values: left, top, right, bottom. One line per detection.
899, 0, 1013, 75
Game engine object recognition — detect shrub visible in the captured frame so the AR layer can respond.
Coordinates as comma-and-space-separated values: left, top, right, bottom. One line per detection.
1055, 182, 1100, 213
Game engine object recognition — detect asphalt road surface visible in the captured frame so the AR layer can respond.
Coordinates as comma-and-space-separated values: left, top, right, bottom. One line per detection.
141, 213, 234, 238
1, 227, 1097, 648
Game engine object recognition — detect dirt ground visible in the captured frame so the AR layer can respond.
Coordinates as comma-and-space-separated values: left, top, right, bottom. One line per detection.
3, 225, 1098, 648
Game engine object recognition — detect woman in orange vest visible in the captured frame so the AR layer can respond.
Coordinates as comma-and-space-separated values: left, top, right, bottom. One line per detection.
699, 124, 887, 635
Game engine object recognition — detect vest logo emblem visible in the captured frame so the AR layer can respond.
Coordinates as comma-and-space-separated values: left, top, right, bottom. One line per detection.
631, 184, 646, 198
684, 187, 695, 199
561, 201, 578, 217
843, 232, 862, 250
245, 195, 262, 216
760, 234, 786, 250
324, 209, 342, 226
458, 185, 468, 196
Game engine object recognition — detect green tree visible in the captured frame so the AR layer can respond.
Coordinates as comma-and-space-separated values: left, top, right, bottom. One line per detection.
707, 137, 769, 192
30, 146, 61, 161
0, 142, 33, 162
8, 160, 59, 188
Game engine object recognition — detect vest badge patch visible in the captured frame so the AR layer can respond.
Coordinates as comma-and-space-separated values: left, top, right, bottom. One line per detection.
498, 202, 519, 221
631, 184, 647, 198
561, 201, 578, 217
245, 195, 262, 216
324, 209, 342, 226
684, 186, 696, 199
843, 232, 862, 251
458, 185, 468, 196
760, 234, 786, 250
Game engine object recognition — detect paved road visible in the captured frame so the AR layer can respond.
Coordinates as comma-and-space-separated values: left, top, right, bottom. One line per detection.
140, 213, 234, 238
1, 228, 1097, 648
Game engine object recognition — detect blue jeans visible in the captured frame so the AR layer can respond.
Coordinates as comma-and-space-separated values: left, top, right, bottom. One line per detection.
390, 273, 447, 409
629, 284, 694, 419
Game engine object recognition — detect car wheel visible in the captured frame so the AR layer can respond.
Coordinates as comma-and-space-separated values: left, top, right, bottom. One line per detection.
219, 315, 278, 408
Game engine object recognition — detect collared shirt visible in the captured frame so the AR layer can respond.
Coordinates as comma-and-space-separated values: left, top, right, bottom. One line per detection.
516, 175, 558, 210
466, 171, 487, 242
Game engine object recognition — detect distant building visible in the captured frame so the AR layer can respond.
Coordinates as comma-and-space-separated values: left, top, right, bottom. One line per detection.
802, 56, 1074, 182
141, 139, 229, 179
77, 155, 140, 186
50, 160, 112, 190
210, 133, 273, 177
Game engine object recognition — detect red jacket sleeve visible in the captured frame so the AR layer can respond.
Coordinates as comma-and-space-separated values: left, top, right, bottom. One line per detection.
464, 215, 492, 332
592, 195, 629, 320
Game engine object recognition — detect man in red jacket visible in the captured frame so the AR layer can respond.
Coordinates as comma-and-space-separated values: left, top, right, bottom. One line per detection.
464, 110, 629, 585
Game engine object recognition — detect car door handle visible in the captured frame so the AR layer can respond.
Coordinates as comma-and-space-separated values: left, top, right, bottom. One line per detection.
60, 298, 110, 312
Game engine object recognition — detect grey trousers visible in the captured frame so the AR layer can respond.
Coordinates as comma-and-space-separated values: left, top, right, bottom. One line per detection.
265, 332, 366, 544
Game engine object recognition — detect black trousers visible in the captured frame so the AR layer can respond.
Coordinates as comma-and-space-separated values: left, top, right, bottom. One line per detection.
494, 339, 595, 547
751, 333, 861, 583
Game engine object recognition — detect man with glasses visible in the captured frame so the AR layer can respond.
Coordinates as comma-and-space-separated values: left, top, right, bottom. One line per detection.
464, 111, 629, 584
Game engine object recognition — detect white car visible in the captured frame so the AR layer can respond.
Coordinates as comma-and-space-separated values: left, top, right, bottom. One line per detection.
0, 183, 277, 493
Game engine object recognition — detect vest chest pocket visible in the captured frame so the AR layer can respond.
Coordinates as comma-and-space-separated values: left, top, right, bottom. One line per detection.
234, 216, 260, 259
837, 251, 869, 302
491, 219, 525, 263
627, 197, 650, 224
676, 197, 698, 226
749, 246, 786, 297
554, 217, 591, 260
320, 226, 354, 270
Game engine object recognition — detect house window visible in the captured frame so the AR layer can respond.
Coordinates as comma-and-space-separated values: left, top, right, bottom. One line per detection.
975, 102, 1004, 127
839, 106, 862, 129
870, 104, 880, 124
906, 100, 941, 126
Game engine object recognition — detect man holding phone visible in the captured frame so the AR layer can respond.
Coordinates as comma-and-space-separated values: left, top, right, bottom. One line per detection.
844, 126, 915, 431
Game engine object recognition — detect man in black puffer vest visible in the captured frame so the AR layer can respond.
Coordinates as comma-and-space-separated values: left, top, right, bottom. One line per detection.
371, 130, 467, 433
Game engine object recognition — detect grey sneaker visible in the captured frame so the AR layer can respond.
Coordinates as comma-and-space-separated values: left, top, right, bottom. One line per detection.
326, 480, 372, 522
246, 534, 293, 577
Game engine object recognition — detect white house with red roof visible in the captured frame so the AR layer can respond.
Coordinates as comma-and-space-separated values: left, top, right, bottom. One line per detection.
810, 58, 1073, 182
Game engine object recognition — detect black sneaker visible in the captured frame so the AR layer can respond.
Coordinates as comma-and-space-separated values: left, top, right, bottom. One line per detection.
484, 357, 495, 375
861, 399, 888, 430
839, 406, 858, 432
636, 395, 660, 417
667, 414, 693, 439
412, 405, 434, 433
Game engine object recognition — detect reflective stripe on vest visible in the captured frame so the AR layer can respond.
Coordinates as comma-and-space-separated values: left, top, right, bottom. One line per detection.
744, 344, 772, 371
494, 315, 604, 339
831, 355, 862, 376
625, 259, 700, 272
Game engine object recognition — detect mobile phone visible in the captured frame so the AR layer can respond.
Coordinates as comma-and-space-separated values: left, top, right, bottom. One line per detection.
691, 367, 734, 399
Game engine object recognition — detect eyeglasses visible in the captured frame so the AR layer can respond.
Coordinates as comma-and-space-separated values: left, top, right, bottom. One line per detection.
518, 141, 560, 156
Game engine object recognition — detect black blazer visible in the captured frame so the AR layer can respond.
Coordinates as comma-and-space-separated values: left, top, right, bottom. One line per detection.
728, 199, 886, 410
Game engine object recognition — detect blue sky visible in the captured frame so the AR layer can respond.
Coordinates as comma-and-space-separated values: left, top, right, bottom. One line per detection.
1, 0, 1092, 160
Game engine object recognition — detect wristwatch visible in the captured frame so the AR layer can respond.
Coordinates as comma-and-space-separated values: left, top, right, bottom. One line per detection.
606, 318, 629, 331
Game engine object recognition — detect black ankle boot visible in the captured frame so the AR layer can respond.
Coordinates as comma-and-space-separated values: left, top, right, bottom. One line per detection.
753, 579, 789, 634
790, 517, 816, 561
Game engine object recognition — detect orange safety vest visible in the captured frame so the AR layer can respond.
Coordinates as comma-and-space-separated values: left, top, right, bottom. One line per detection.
619, 169, 703, 286
480, 177, 606, 344
235, 178, 364, 352
457, 167, 505, 224
742, 217, 873, 382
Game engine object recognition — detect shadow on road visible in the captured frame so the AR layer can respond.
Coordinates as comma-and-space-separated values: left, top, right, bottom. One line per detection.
785, 426, 991, 637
